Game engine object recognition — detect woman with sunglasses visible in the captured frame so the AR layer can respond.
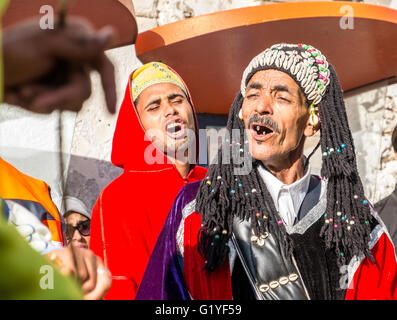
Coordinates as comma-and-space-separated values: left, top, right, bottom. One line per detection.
62, 196, 91, 249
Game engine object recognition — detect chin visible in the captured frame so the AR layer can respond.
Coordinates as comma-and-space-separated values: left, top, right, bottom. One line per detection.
168, 137, 195, 156
248, 140, 276, 161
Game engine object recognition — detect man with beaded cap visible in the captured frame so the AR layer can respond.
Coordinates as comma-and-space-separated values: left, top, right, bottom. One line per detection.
136, 43, 397, 300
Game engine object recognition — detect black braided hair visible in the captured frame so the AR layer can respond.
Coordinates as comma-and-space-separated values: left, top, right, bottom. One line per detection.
318, 65, 375, 264
196, 63, 376, 273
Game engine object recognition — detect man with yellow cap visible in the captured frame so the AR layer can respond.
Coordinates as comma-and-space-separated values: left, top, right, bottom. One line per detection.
89, 62, 207, 299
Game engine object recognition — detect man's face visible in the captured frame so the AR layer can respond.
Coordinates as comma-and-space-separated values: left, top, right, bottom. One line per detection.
242, 69, 315, 167
65, 212, 90, 249
135, 83, 196, 158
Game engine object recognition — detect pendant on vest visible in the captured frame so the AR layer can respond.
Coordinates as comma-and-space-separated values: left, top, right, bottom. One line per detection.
233, 217, 310, 300
250, 229, 269, 247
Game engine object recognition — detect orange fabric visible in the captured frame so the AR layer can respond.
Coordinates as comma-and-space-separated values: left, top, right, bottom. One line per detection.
42, 220, 63, 243
0, 158, 63, 244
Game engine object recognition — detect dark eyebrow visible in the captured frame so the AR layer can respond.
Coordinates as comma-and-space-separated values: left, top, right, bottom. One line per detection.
144, 93, 185, 110
168, 93, 185, 100
248, 83, 295, 95
272, 85, 293, 95
273, 85, 305, 105
247, 81, 263, 91
247, 82, 296, 99
144, 98, 161, 110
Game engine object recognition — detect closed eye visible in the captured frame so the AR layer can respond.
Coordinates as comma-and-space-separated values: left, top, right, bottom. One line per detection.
168, 93, 185, 104
148, 105, 160, 111
171, 98, 183, 104
278, 96, 291, 102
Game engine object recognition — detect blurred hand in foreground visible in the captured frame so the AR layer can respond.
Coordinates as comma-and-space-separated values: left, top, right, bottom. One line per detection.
47, 246, 112, 300
3, 17, 116, 114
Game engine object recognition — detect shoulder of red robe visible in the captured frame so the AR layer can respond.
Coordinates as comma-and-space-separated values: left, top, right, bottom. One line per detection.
345, 205, 397, 300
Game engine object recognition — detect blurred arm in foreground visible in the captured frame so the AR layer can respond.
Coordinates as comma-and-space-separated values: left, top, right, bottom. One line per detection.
3, 17, 116, 114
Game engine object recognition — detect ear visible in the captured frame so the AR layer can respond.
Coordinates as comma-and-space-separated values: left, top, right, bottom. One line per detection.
304, 107, 321, 137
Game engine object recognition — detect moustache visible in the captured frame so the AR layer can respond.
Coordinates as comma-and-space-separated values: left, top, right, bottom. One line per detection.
247, 114, 280, 134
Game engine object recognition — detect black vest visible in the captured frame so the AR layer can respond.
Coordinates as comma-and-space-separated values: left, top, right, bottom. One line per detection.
231, 176, 346, 300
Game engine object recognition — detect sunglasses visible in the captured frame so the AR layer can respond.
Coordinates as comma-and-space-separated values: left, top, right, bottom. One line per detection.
66, 220, 90, 239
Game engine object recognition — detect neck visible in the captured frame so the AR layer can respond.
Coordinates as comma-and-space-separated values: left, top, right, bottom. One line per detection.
173, 159, 191, 178
262, 143, 306, 185
265, 157, 306, 185
167, 148, 194, 178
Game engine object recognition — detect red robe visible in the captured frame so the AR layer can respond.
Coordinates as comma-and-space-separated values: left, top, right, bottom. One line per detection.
89, 69, 207, 300
183, 207, 397, 300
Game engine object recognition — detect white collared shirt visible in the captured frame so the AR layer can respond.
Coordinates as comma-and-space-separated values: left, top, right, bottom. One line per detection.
257, 161, 312, 227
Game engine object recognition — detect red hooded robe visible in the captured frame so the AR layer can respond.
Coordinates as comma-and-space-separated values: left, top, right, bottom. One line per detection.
89, 68, 207, 300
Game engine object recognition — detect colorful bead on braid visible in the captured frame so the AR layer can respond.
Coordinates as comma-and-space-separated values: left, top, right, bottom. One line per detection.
322, 143, 347, 157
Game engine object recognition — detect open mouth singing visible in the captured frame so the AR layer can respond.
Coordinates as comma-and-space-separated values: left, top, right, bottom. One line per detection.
248, 115, 279, 141
165, 119, 186, 139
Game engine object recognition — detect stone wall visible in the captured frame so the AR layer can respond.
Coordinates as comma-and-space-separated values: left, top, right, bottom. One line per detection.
345, 81, 397, 203
371, 83, 397, 202
135, 0, 267, 31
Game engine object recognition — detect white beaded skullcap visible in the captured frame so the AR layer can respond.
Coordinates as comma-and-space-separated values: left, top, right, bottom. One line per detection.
241, 43, 331, 105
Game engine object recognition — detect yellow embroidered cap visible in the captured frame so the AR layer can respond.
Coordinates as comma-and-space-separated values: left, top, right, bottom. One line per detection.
131, 62, 188, 102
